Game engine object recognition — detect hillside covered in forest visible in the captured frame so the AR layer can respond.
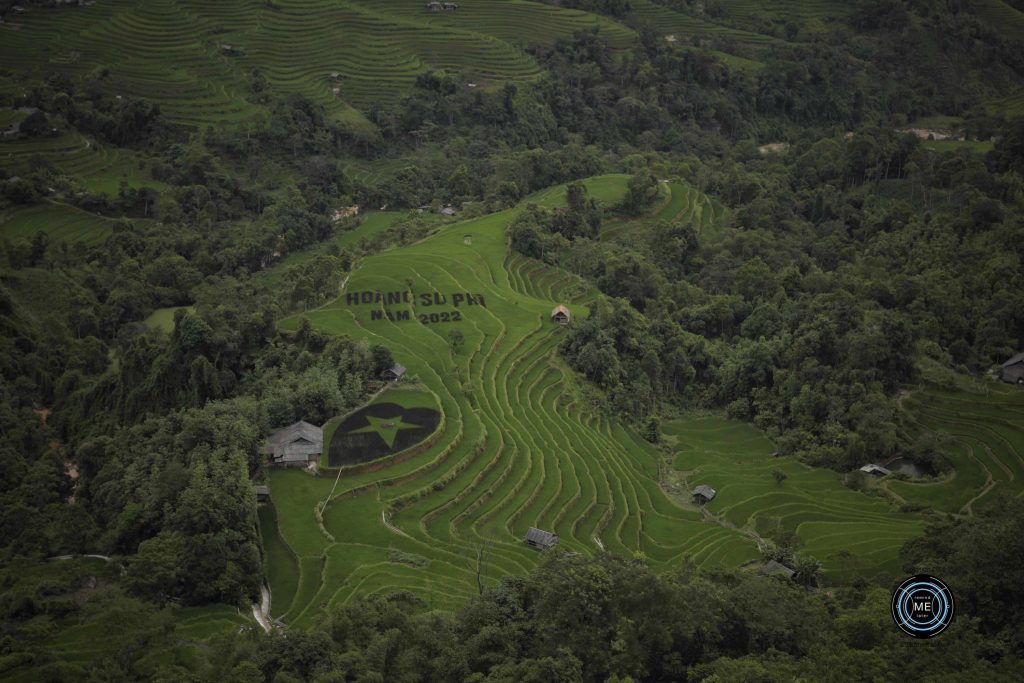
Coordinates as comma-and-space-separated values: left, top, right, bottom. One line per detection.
1, 0, 1024, 681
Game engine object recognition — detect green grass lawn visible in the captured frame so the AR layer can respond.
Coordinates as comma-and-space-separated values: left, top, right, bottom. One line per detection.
142, 306, 195, 333
921, 139, 994, 154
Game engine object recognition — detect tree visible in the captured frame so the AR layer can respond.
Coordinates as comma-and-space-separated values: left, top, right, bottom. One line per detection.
642, 415, 660, 443
771, 468, 787, 485
792, 556, 822, 588
621, 172, 659, 215
450, 329, 464, 356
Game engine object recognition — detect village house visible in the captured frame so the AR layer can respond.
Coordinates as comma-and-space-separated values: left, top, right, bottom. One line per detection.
692, 484, 716, 505
255, 484, 271, 502
759, 559, 795, 579
1000, 352, 1024, 384
381, 363, 406, 382
331, 205, 359, 222
524, 527, 558, 550
551, 304, 571, 325
859, 463, 891, 477
262, 420, 323, 467
425, 1, 441, 11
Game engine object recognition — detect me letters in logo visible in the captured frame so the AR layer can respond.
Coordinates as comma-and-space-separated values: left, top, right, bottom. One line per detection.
890, 574, 955, 638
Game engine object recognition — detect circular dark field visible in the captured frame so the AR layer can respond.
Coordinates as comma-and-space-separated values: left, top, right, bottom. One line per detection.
328, 402, 441, 467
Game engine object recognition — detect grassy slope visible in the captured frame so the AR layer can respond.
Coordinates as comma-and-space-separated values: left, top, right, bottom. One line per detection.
264, 177, 1024, 622
261, 175, 960, 628
891, 383, 1024, 515
266, 175, 761, 625
260, 211, 405, 286
0, 202, 121, 245
0, 0, 635, 129
666, 417, 924, 582
142, 305, 195, 333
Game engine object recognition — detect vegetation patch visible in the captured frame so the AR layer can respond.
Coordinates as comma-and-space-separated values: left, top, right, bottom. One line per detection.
328, 402, 442, 466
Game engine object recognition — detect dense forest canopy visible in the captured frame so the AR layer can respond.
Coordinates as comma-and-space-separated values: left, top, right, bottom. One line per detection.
1, 0, 1023, 679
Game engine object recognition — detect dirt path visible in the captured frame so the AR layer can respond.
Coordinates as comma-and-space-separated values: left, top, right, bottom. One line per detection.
251, 583, 272, 633
48, 554, 112, 562
382, 509, 411, 538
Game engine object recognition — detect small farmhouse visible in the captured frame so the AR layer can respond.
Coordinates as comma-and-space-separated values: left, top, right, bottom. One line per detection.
525, 527, 559, 550
1000, 352, 1024, 384
263, 420, 323, 467
759, 559, 795, 578
255, 485, 271, 502
551, 304, 570, 325
381, 363, 406, 382
859, 463, 891, 477
425, 1, 441, 10
692, 484, 716, 504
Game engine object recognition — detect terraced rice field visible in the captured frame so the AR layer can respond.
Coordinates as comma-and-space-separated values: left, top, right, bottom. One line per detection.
722, 0, 849, 25
972, 0, 1024, 41
666, 418, 925, 582
261, 211, 406, 286
602, 181, 722, 241
987, 90, 1024, 118
348, 0, 635, 51
629, 0, 780, 47
892, 384, 1024, 515
267, 175, 760, 624
0, 557, 251, 682
0, 130, 157, 194
0, 202, 119, 245
1, 0, 624, 128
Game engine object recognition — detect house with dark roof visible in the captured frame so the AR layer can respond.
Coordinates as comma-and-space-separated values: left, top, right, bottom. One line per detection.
525, 527, 559, 549
692, 484, 716, 504
262, 420, 323, 467
1001, 352, 1024, 384
551, 304, 570, 325
381, 363, 406, 382
859, 463, 891, 477
759, 559, 795, 578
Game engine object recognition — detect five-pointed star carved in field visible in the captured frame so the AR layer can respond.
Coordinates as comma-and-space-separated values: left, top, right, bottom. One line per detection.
350, 414, 422, 448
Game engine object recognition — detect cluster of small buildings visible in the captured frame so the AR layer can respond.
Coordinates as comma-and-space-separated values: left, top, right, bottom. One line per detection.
331, 205, 359, 222
425, 1, 458, 11
898, 127, 964, 142
257, 363, 406, 471
416, 204, 457, 216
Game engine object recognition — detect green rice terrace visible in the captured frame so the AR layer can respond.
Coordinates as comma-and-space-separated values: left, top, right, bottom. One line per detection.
260, 175, 1024, 626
